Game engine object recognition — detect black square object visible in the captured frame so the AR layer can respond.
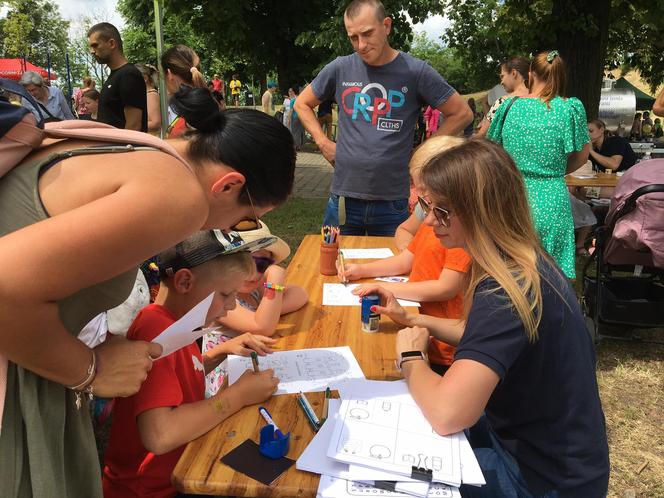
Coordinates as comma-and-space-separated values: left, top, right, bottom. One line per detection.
220, 439, 294, 486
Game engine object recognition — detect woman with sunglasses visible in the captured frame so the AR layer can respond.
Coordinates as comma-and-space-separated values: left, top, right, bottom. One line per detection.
202, 220, 308, 397
357, 139, 609, 497
0, 84, 295, 497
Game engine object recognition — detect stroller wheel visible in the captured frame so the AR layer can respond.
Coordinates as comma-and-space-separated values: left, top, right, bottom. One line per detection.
585, 316, 599, 345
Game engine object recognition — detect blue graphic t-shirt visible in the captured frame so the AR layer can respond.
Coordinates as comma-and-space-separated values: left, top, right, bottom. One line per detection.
311, 52, 455, 200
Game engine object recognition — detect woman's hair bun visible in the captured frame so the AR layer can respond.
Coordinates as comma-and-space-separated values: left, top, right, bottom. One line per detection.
170, 85, 224, 133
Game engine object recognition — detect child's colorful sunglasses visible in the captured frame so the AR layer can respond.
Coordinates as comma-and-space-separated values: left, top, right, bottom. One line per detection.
252, 255, 275, 274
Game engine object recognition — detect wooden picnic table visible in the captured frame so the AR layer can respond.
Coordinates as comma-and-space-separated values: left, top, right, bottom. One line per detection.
565, 172, 620, 188
172, 235, 407, 497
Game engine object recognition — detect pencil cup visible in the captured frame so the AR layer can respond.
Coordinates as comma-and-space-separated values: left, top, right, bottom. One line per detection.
320, 242, 339, 276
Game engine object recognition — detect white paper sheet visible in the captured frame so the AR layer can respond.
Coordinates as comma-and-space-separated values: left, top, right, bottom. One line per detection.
323, 283, 420, 307
328, 397, 462, 486
227, 346, 365, 395
152, 293, 214, 358
340, 248, 395, 259
317, 475, 460, 498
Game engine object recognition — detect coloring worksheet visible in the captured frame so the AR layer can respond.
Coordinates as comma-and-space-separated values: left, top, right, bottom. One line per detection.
316, 475, 460, 498
227, 346, 365, 395
323, 284, 420, 307
340, 248, 394, 259
327, 398, 462, 486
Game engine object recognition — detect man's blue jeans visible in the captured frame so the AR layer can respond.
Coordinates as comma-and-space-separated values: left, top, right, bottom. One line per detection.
322, 194, 409, 236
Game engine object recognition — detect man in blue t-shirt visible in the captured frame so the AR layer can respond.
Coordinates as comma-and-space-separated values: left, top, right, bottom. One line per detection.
294, 0, 472, 236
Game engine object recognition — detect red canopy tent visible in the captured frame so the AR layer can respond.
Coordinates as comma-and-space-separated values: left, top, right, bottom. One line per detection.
0, 58, 57, 81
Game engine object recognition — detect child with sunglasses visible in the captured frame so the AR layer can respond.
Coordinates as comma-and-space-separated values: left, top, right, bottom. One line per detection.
202, 220, 308, 396
341, 136, 471, 374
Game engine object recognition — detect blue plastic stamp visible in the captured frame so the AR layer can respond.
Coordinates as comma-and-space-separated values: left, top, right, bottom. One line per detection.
361, 294, 381, 333
258, 407, 290, 459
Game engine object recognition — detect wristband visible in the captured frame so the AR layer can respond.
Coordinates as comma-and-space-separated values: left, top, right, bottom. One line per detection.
264, 282, 285, 292
396, 350, 426, 371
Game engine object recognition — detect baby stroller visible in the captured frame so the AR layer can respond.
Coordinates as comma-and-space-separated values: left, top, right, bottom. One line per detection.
582, 159, 664, 343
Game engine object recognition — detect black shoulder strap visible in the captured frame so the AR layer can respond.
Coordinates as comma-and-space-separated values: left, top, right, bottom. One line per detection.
499, 96, 519, 130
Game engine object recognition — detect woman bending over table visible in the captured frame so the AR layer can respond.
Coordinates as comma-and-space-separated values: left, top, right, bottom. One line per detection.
358, 139, 609, 497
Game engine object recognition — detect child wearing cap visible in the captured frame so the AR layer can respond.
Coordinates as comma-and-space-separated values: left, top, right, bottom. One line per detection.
202, 220, 308, 396
103, 230, 279, 498
341, 136, 472, 375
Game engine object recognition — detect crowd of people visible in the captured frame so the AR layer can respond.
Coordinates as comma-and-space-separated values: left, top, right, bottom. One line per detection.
5, 0, 664, 496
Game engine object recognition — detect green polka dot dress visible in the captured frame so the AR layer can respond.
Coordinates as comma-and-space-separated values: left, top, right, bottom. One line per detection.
488, 96, 589, 278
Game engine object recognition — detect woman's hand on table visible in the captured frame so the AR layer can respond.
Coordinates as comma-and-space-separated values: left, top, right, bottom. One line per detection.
352, 284, 411, 326
222, 333, 275, 357
396, 326, 429, 358
92, 335, 163, 398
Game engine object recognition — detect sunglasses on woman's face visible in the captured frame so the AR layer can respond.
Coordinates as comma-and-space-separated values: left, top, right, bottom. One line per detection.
252, 255, 275, 274
417, 196, 452, 228
231, 219, 262, 232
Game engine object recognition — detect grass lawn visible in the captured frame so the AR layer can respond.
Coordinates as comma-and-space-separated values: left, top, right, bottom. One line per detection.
266, 196, 664, 498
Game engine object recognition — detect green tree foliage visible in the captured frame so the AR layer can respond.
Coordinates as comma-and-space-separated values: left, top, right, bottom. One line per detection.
117, 0, 441, 93
0, 0, 70, 79
442, 0, 664, 118
408, 32, 470, 94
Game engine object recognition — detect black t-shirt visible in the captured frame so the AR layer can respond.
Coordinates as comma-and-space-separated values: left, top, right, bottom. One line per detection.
591, 135, 637, 172
98, 63, 147, 131
455, 257, 609, 497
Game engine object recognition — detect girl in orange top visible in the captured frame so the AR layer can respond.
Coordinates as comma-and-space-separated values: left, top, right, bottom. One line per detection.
340, 136, 471, 373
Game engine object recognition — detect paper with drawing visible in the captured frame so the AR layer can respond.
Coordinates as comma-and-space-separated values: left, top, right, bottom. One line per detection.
227, 346, 365, 394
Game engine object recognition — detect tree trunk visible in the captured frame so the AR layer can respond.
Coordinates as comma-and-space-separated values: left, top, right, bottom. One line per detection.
552, 0, 611, 120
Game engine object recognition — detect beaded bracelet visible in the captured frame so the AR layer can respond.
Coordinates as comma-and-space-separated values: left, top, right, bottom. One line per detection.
66, 349, 97, 409
263, 282, 285, 292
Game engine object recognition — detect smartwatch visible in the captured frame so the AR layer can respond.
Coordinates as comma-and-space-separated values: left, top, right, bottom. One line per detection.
397, 350, 426, 371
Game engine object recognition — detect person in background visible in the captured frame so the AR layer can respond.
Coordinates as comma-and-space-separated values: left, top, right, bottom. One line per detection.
487, 50, 590, 279
289, 86, 305, 150
295, 0, 472, 236
476, 56, 530, 137
161, 44, 207, 138
641, 111, 654, 139
19, 70, 75, 121
135, 63, 162, 133
261, 82, 277, 115
211, 73, 225, 102
630, 112, 642, 141
588, 118, 637, 172
317, 99, 334, 140
79, 89, 100, 120
230, 73, 242, 106
367, 138, 609, 497
88, 22, 147, 131
654, 118, 663, 139
73, 76, 96, 116
282, 88, 294, 129
423, 105, 441, 139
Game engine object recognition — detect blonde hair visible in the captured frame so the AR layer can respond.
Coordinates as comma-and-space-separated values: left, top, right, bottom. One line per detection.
410, 136, 465, 186
195, 252, 255, 282
420, 138, 557, 341
529, 50, 566, 105
162, 44, 206, 89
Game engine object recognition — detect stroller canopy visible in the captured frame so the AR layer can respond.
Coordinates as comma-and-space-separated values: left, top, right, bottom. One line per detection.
605, 159, 664, 268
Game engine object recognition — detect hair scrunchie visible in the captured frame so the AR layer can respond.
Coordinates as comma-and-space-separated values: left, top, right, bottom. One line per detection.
546, 50, 559, 63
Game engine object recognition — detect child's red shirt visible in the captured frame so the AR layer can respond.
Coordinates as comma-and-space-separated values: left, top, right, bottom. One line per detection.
102, 304, 206, 498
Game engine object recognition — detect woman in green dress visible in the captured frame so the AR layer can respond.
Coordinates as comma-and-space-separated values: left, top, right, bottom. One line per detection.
487, 50, 590, 278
